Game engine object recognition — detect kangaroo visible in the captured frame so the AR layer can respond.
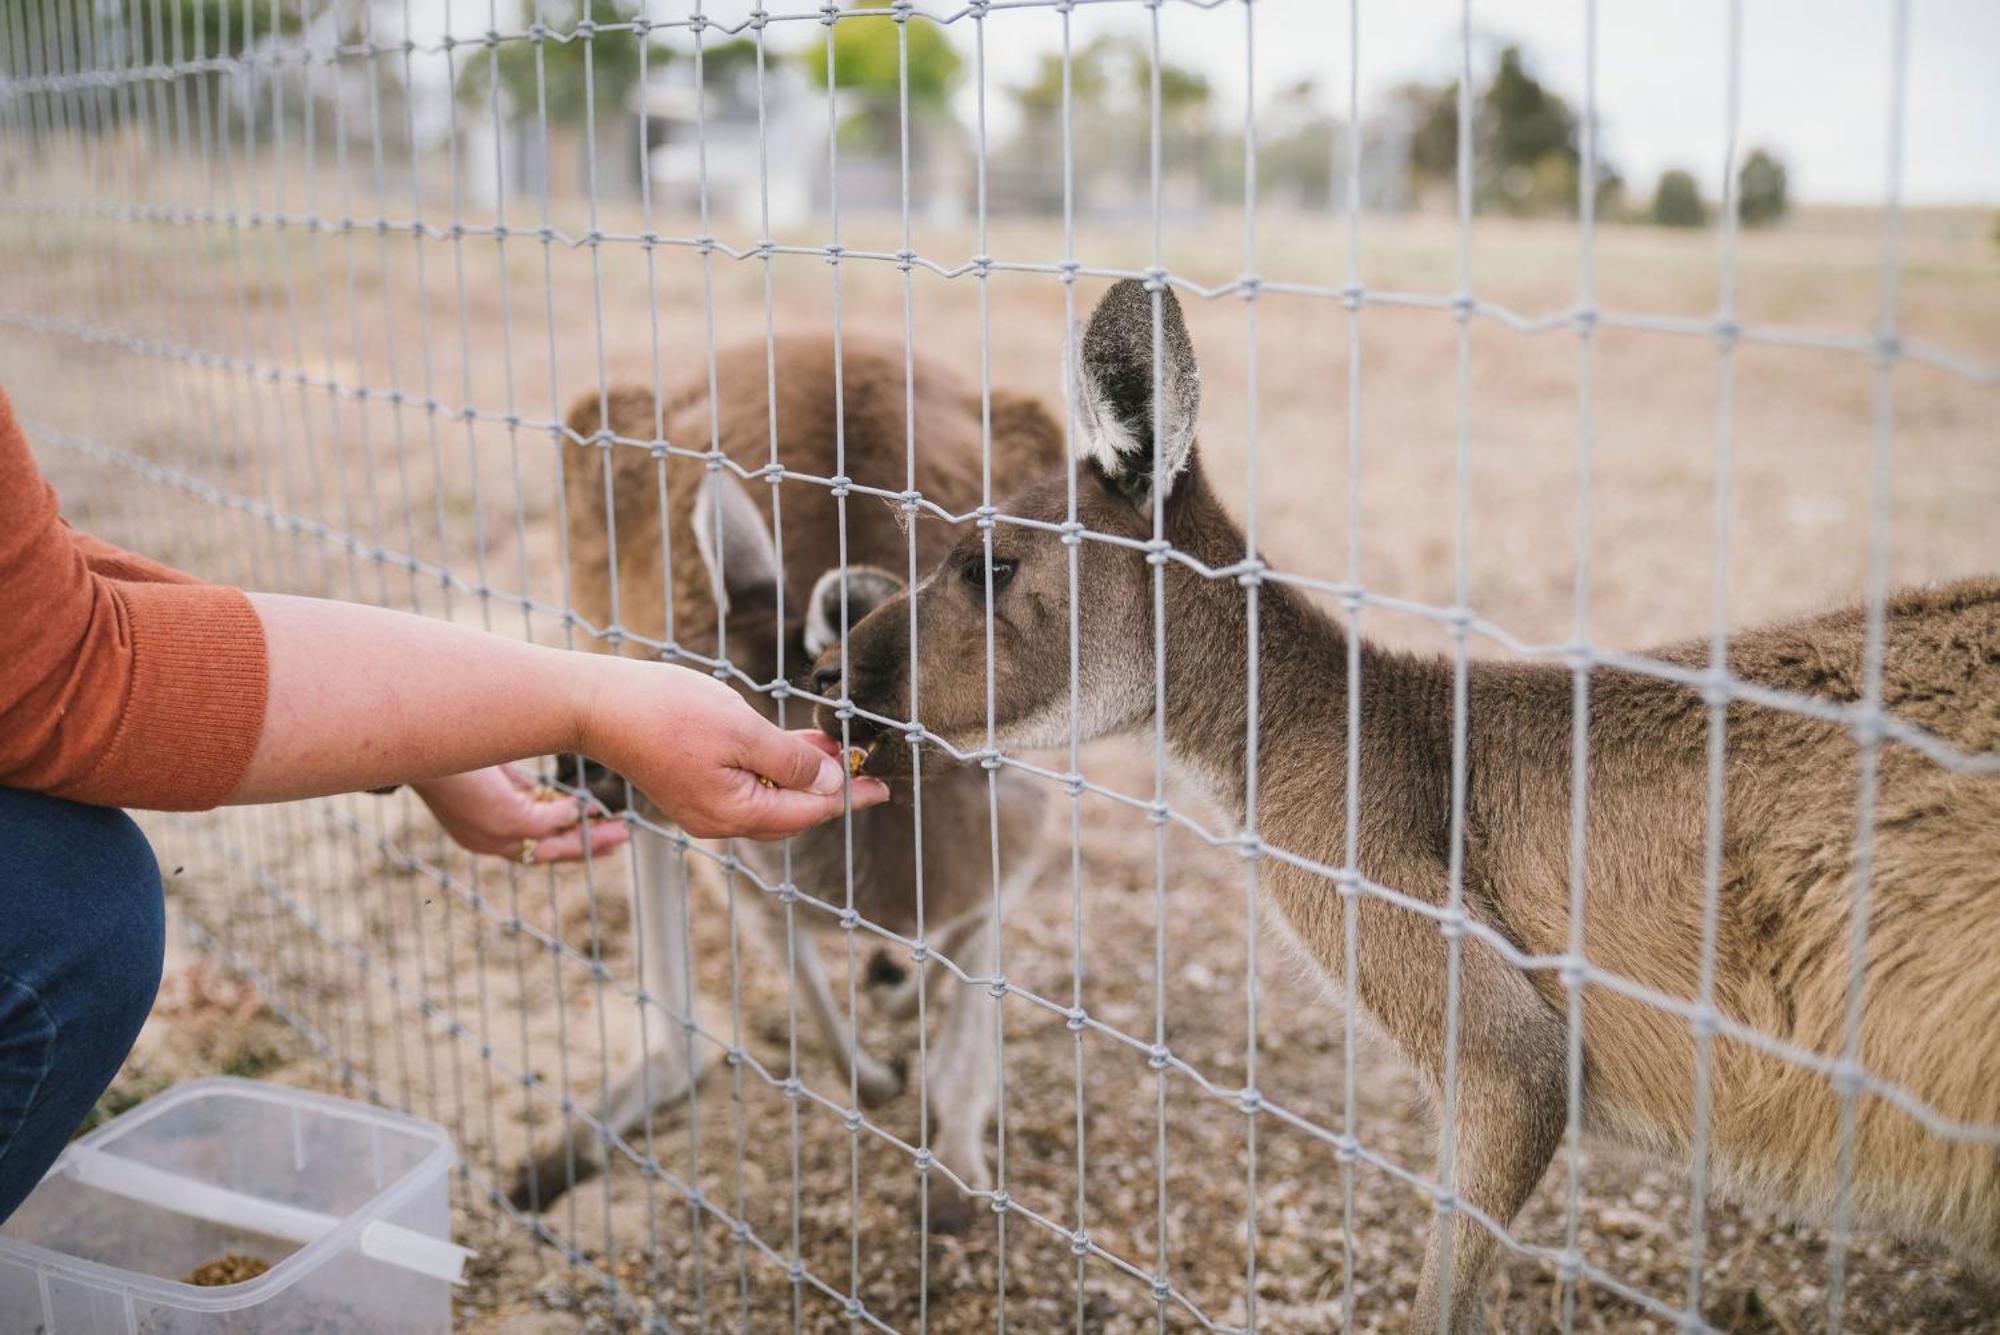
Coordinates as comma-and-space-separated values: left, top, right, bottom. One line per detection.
509, 335, 1063, 1232
818, 279, 2000, 1326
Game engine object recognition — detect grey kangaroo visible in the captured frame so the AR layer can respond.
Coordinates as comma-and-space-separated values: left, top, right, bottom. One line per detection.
510, 335, 1062, 1231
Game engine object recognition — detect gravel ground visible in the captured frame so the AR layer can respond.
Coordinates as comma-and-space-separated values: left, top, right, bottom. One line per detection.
9, 174, 1997, 1330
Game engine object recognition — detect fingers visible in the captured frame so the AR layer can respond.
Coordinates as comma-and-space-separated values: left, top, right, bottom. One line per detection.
740, 721, 848, 796
794, 729, 843, 760
516, 792, 595, 838
721, 775, 892, 841
525, 816, 631, 864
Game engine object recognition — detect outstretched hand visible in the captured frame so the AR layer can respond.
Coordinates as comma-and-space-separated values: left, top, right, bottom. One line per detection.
578, 660, 890, 841
412, 765, 630, 865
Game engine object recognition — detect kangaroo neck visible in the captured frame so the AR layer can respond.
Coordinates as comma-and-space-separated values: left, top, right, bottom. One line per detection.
1154, 463, 1451, 871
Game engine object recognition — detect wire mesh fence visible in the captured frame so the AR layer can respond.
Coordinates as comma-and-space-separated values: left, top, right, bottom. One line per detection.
4, 1, 1998, 1331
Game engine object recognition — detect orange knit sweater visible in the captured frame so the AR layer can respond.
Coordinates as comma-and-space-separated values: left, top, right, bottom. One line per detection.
0, 390, 268, 810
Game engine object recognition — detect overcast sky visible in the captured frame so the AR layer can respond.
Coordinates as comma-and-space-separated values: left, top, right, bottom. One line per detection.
411, 2, 1997, 207
939, 0, 1999, 206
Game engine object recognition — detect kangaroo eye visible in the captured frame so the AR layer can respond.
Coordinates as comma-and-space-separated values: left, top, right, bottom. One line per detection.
962, 555, 1018, 592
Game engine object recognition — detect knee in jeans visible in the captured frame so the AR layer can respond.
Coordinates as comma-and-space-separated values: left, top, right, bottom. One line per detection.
84, 813, 166, 1034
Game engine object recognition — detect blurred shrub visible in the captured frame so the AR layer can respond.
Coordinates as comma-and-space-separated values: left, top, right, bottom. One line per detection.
1737, 148, 1789, 227
1650, 169, 1708, 228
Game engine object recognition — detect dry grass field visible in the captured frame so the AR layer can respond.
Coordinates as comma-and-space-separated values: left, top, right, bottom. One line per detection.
4, 154, 1998, 1333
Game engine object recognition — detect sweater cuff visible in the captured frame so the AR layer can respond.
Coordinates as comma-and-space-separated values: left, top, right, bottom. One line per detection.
90, 581, 270, 811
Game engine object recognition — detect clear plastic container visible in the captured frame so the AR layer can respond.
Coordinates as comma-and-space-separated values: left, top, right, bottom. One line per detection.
0, 1076, 469, 1334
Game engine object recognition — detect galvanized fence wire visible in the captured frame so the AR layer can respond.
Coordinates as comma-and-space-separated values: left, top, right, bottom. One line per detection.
2, 1, 1997, 1332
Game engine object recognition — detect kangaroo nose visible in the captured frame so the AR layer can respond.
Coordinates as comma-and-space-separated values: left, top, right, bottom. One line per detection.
811, 663, 844, 699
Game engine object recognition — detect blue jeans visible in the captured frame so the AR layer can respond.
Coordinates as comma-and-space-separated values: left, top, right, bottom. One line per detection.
0, 788, 165, 1222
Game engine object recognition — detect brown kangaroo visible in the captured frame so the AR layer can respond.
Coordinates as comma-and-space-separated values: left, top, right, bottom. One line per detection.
509, 335, 1063, 1231
818, 279, 2000, 1326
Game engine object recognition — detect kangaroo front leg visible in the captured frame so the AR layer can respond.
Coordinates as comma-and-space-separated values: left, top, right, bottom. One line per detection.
508, 825, 718, 1212
921, 911, 999, 1235
754, 902, 905, 1108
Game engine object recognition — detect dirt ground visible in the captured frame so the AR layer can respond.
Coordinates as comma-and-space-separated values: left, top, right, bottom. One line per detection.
4, 143, 1998, 1334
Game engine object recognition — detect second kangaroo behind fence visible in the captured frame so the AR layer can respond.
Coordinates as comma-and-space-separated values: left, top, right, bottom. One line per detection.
510, 335, 1063, 1231
823, 279, 2000, 1328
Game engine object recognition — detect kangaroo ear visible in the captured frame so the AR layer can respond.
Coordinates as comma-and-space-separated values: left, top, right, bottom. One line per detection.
1071, 278, 1201, 505
804, 565, 904, 659
691, 470, 779, 618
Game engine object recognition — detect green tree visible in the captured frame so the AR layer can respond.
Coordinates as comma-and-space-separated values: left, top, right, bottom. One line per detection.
455, 0, 655, 128
806, 1, 962, 106
804, 0, 963, 154
1650, 168, 1707, 227
1391, 44, 1618, 217
1009, 48, 1110, 122
1737, 147, 1788, 227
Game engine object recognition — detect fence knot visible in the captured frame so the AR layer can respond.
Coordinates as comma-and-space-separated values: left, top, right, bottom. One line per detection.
1437, 908, 1468, 942
1558, 953, 1587, 990
894, 248, 917, 271
527, 22, 549, 43
1057, 260, 1080, 284
987, 975, 1008, 1000
1069, 1228, 1091, 1256
839, 907, 860, 932
1141, 266, 1169, 292
1831, 1059, 1866, 1098
973, 503, 998, 530
1147, 1043, 1171, 1071
1150, 1275, 1173, 1303
782, 1076, 803, 1101
1333, 1133, 1358, 1164
1065, 1005, 1087, 1032
1234, 558, 1267, 588
1238, 274, 1262, 300
908, 939, 930, 964
1872, 328, 1903, 363
1851, 707, 1885, 748
1711, 316, 1741, 349
890, 0, 914, 21
912, 1148, 933, 1173
1237, 1086, 1264, 1117
1143, 536, 1172, 565
843, 1107, 864, 1133
1337, 282, 1365, 311
988, 1189, 1010, 1213
818, 3, 841, 26
827, 473, 852, 498
1449, 291, 1475, 322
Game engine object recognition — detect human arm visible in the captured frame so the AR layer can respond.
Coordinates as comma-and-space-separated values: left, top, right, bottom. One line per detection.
232, 593, 886, 840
